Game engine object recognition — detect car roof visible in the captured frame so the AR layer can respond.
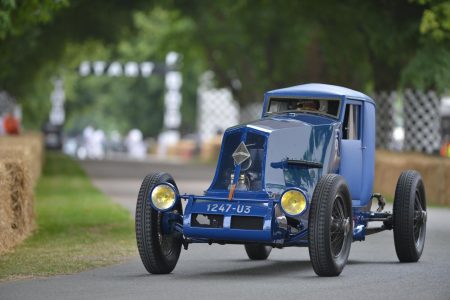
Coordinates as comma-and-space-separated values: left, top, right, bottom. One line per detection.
265, 83, 375, 104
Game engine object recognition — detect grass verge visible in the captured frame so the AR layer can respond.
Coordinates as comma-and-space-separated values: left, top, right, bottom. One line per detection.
0, 152, 136, 281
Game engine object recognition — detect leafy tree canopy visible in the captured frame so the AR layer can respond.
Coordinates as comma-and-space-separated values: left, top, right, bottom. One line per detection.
0, 0, 448, 133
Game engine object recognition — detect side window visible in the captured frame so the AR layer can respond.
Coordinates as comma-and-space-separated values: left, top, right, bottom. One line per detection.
343, 104, 360, 140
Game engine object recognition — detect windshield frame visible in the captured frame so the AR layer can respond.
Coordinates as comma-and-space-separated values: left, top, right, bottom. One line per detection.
264, 96, 342, 120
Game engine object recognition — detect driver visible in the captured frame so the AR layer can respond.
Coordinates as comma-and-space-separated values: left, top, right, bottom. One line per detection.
298, 100, 320, 111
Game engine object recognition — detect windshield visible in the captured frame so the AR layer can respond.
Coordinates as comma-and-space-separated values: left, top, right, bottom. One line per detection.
267, 97, 341, 119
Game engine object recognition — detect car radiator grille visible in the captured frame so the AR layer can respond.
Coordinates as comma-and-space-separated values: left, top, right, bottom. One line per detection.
191, 213, 224, 228
230, 216, 264, 230
190, 214, 264, 230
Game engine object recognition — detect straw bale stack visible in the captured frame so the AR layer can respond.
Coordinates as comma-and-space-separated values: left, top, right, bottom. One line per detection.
0, 133, 43, 187
200, 135, 222, 162
0, 133, 43, 255
375, 151, 450, 206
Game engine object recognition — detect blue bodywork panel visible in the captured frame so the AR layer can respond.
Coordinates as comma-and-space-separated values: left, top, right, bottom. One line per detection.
182, 196, 277, 243
177, 83, 377, 246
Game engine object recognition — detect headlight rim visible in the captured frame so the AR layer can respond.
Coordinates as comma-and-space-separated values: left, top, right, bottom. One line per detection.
279, 188, 309, 217
149, 182, 179, 212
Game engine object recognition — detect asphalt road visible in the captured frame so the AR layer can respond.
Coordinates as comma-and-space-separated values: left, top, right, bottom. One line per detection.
1, 159, 450, 300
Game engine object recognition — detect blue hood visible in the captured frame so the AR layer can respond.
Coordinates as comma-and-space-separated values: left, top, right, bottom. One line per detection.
208, 115, 340, 202
248, 116, 339, 198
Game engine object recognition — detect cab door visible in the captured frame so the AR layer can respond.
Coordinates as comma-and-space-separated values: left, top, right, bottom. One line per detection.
339, 100, 363, 202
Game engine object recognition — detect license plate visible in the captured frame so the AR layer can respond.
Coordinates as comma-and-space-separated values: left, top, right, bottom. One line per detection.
205, 203, 252, 214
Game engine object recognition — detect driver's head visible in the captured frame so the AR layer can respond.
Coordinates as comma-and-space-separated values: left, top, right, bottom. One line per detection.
300, 100, 319, 111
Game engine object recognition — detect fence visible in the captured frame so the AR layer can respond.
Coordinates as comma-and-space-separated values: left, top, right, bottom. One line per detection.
374, 89, 442, 154
197, 73, 239, 142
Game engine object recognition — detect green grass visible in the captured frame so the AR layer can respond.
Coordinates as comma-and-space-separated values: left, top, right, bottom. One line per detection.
0, 153, 136, 281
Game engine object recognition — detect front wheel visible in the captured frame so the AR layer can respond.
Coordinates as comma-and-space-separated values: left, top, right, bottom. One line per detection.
393, 170, 426, 262
244, 244, 272, 260
135, 172, 182, 274
308, 174, 353, 277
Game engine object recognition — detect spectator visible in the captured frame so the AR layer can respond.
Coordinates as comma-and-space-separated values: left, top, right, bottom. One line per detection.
125, 129, 147, 159
3, 113, 20, 135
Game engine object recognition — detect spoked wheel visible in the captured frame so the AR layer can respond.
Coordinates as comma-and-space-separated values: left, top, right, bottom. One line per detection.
308, 174, 353, 277
244, 244, 272, 260
157, 212, 179, 258
330, 196, 351, 258
135, 172, 182, 274
413, 192, 427, 248
393, 170, 427, 262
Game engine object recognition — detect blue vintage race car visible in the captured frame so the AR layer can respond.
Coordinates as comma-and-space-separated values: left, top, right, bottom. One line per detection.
135, 83, 427, 276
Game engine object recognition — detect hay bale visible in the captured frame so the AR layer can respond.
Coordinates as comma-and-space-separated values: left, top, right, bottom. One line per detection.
0, 148, 34, 186
0, 133, 43, 187
6, 160, 35, 234
200, 135, 222, 162
0, 133, 42, 255
0, 160, 35, 255
166, 140, 197, 160
0, 163, 14, 254
375, 151, 450, 206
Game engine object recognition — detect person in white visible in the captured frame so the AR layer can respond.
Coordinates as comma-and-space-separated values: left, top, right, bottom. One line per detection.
125, 129, 147, 160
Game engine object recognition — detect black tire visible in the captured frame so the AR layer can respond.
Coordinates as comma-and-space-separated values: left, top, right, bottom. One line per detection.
135, 172, 182, 274
308, 174, 353, 277
393, 170, 427, 262
244, 244, 272, 260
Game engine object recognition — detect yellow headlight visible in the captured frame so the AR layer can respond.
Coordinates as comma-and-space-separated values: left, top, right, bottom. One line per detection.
151, 184, 176, 211
281, 189, 307, 216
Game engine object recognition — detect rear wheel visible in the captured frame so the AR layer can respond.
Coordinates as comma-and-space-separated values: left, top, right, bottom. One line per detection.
244, 244, 272, 260
393, 170, 426, 262
308, 174, 352, 277
135, 172, 182, 274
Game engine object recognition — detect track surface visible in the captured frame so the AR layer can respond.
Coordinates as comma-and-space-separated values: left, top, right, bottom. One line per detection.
1, 159, 449, 300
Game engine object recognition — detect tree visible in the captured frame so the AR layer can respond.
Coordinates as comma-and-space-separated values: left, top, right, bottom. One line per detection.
401, 0, 450, 91
2, 0, 448, 131
63, 7, 200, 137
0, 0, 68, 39
167, 0, 448, 100
0, 0, 153, 128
